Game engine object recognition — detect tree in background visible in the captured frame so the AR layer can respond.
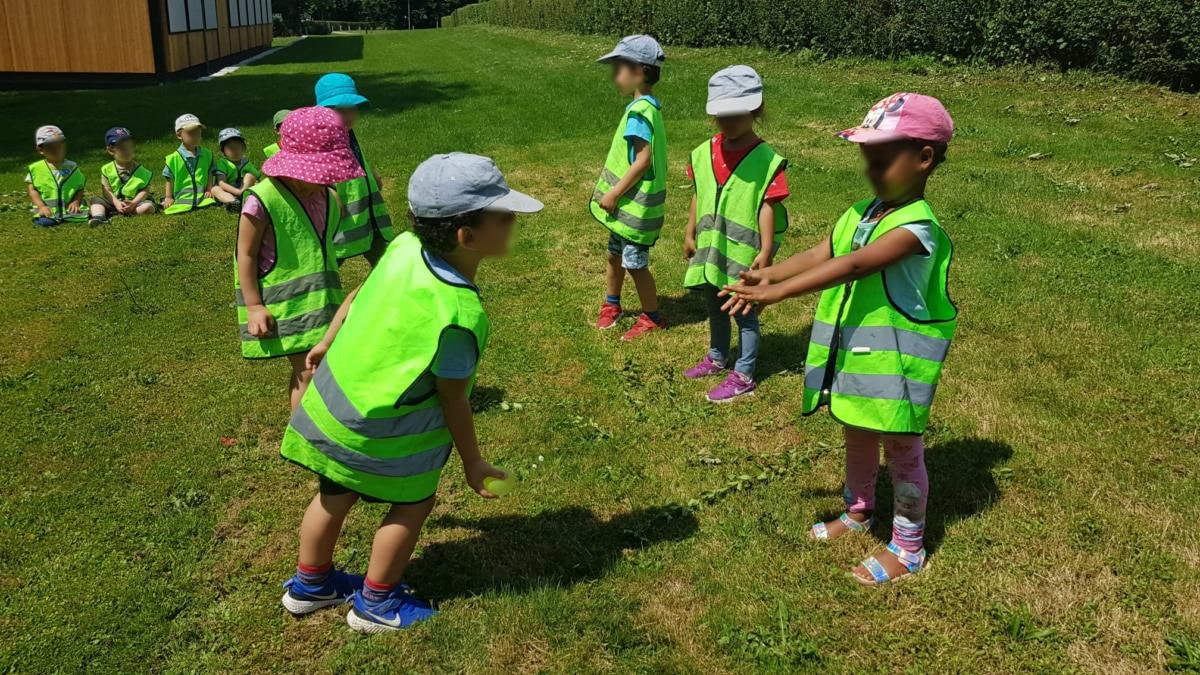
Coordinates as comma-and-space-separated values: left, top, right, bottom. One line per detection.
275, 0, 474, 31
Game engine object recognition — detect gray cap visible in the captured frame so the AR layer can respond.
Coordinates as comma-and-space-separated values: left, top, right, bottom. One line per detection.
408, 152, 544, 219
174, 113, 204, 132
35, 125, 65, 146
706, 65, 763, 116
597, 34, 665, 67
218, 127, 244, 145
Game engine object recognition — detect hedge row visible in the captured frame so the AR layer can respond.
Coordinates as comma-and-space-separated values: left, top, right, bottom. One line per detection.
441, 0, 1200, 90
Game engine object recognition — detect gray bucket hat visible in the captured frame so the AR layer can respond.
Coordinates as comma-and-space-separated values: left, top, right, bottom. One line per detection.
706, 65, 764, 116
408, 152, 544, 219
218, 127, 245, 145
597, 35, 665, 67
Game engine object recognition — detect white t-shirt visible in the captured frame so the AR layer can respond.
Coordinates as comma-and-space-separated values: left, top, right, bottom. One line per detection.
852, 201, 937, 321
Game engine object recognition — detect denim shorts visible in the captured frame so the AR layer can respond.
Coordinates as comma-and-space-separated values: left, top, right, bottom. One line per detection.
607, 232, 650, 270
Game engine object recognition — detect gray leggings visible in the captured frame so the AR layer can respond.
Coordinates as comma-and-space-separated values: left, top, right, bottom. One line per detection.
703, 285, 761, 377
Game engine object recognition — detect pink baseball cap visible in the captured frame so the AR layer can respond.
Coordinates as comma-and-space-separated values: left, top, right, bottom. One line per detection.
261, 106, 365, 186
838, 92, 954, 145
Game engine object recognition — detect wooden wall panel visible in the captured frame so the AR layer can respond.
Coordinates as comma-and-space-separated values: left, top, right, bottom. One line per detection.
1, 0, 154, 73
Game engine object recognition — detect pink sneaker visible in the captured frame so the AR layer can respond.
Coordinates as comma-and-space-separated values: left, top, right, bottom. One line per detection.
621, 313, 666, 341
596, 303, 621, 330
707, 371, 756, 402
684, 354, 726, 379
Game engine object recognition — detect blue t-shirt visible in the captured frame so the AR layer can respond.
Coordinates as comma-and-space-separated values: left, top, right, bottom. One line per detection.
624, 95, 659, 166
395, 250, 482, 405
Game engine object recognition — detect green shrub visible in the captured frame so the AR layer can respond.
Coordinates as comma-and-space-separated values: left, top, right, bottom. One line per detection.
442, 0, 1200, 90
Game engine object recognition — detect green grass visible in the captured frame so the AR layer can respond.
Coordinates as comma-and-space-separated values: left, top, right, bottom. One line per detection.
1, 26, 1199, 673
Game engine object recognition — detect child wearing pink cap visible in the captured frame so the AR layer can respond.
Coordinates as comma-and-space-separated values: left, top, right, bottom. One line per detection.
234, 106, 364, 410
722, 93, 959, 585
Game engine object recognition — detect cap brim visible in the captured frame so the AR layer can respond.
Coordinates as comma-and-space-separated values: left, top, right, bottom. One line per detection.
596, 50, 623, 64
706, 93, 763, 117
485, 189, 543, 214
177, 123, 204, 131
837, 127, 911, 144
320, 94, 371, 109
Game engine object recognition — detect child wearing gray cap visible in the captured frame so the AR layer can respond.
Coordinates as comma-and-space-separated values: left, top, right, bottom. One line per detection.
277, 152, 543, 633
682, 65, 790, 402
212, 128, 262, 212
591, 34, 669, 340
26, 125, 88, 227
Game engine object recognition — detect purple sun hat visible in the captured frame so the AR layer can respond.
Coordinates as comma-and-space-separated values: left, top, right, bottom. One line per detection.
261, 106, 365, 185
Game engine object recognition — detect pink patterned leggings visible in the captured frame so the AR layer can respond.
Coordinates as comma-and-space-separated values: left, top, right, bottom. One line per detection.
842, 426, 928, 553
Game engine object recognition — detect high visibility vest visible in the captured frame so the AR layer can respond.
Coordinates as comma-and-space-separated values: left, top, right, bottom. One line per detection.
100, 161, 153, 201
280, 231, 490, 503
163, 147, 217, 214
684, 138, 788, 289
235, 178, 344, 358
263, 143, 280, 159
802, 198, 957, 434
27, 160, 87, 222
333, 134, 394, 259
589, 97, 668, 246
215, 156, 261, 187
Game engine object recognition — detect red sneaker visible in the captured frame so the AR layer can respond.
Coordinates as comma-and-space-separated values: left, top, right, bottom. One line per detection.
621, 313, 666, 341
596, 303, 621, 330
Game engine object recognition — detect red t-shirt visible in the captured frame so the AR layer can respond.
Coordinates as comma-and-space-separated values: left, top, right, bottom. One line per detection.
686, 134, 789, 203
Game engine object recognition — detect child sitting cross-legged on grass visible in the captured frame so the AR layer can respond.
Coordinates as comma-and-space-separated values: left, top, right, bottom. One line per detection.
26, 125, 88, 227
212, 127, 261, 212
235, 107, 358, 411
90, 127, 157, 225
722, 93, 958, 585
162, 114, 218, 214
278, 152, 543, 633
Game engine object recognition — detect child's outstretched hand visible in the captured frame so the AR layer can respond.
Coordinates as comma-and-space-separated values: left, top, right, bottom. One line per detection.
719, 271, 779, 316
305, 340, 330, 371
246, 305, 274, 338
464, 458, 507, 499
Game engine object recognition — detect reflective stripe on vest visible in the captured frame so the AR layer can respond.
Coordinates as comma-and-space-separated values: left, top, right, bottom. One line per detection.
101, 161, 152, 200
280, 232, 490, 503
684, 139, 787, 289
28, 160, 86, 220
235, 178, 343, 358
589, 97, 668, 246
800, 198, 957, 434
333, 137, 394, 259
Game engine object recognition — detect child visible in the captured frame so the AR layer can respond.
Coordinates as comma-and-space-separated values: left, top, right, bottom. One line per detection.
722, 93, 957, 585
591, 35, 668, 340
277, 152, 543, 633
235, 107, 359, 410
26, 125, 87, 227
162, 114, 218, 214
683, 66, 789, 402
315, 73, 394, 266
263, 109, 290, 159
212, 127, 262, 211
89, 127, 157, 225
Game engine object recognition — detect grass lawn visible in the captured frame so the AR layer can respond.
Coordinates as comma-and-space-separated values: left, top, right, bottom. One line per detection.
2, 26, 1199, 673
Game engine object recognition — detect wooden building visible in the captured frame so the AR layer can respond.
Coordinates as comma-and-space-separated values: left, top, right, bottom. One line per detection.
0, 0, 274, 86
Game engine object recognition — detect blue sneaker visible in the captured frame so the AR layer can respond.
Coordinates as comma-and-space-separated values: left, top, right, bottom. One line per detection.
280, 569, 364, 615
346, 587, 438, 633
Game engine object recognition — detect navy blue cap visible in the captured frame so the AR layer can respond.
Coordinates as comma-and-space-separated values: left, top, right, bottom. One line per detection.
105, 127, 133, 147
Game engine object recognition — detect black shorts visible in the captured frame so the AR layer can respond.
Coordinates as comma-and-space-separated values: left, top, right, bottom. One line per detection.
317, 475, 433, 506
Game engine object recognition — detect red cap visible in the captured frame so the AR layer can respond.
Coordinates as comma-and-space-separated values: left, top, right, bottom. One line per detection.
838, 93, 954, 145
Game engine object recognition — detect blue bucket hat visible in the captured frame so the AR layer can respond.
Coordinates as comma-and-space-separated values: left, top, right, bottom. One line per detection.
315, 73, 370, 109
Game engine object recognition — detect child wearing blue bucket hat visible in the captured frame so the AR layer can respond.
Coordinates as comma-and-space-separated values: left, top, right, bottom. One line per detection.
315, 73, 394, 266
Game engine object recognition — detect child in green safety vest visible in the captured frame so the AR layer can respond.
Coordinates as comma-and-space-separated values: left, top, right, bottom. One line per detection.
591, 35, 669, 341
236, 107, 361, 411
277, 152, 543, 633
316, 73, 394, 267
683, 66, 790, 402
262, 109, 290, 159
722, 93, 958, 585
212, 127, 262, 212
162, 113, 218, 215
25, 125, 87, 227
89, 127, 157, 225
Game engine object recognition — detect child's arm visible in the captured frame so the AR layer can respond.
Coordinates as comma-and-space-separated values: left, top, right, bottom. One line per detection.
101, 174, 125, 213
304, 285, 362, 371
755, 202, 776, 270
129, 188, 149, 208
236, 212, 273, 337
598, 139, 652, 214
27, 183, 52, 218
66, 191, 83, 214
683, 193, 698, 259
163, 178, 175, 208
437, 376, 506, 498
218, 177, 244, 197
722, 228, 926, 315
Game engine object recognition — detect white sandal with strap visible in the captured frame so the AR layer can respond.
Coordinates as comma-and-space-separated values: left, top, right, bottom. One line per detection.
810, 512, 873, 541
853, 542, 927, 586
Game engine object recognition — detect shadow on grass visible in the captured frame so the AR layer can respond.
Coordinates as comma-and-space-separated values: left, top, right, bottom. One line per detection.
409, 505, 698, 600
257, 34, 365, 65
470, 385, 507, 413
756, 324, 812, 382
817, 437, 1012, 555
658, 290, 709, 328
